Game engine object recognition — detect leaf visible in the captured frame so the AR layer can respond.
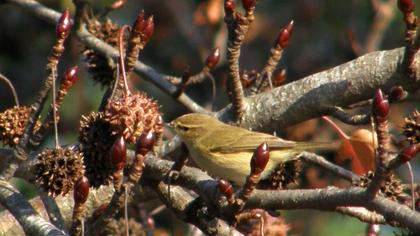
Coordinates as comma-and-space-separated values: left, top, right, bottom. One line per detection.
322, 116, 376, 175
338, 129, 376, 175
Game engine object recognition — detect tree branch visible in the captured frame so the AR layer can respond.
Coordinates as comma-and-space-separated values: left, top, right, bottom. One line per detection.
0, 181, 65, 236
218, 47, 420, 131
5, 0, 208, 114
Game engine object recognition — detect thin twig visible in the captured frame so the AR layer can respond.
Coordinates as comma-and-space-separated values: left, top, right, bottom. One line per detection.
335, 206, 386, 224
325, 106, 371, 125
6, 0, 208, 114
364, 0, 396, 53
298, 152, 360, 183
52, 68, 60, 148
0, 73, 19, 106
224, 3, 251, 119
367, 90, 391, 198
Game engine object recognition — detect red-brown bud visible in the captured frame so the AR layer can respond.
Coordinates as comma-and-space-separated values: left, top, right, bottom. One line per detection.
205, 47, 221, 69
373, 89, 389, 118
62, 66, 79, 90
56, 9, 72, 39
389, 86, 406, 102
398, 0, 415, 14
225, 0, 236, 14
400, 144, 420, 162
250, 143, 270, 175
133, 11, 145, 33
110, 136, 126, 171
136, 131, 156, 156
242, 0, 256, 11
142, 15, 154, 42
276, 20, 294, 48
74, 176, 89, 205
218, 178, 233, 199
273, 69, 287, 87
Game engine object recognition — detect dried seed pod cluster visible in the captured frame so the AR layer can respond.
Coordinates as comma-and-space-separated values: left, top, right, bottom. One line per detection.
356, 171, 403, 201
104, 92, 163, 144
257, 160, 302, 190
403, 110, 420, 144
34, 147, 85, 197
83, 19, 120, 87
79, 111, 116, 188
0, 106, 41, 147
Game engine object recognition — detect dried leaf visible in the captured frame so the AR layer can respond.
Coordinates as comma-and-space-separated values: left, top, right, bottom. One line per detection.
337, 129, 376, 175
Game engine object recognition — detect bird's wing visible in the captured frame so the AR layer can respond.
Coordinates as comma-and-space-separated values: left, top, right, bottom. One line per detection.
203, 127, 296, 153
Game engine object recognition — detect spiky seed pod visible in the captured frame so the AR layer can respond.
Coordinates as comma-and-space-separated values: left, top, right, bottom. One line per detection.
104, 93, 163, 144
0, 106, 41, 147
79, 112, 116, 188
356, 171, 403, 201
83, 19, 120, 87
403, 110, 420, 144
257, 160, 302, 190
34, 147, 85, 198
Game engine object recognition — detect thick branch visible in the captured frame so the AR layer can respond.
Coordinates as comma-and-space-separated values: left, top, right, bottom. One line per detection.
3, 153, 420, 233
246, 187, 420, 233
218, 47, 420, 131
153, 181, 241, 235
0, 181, 65, 236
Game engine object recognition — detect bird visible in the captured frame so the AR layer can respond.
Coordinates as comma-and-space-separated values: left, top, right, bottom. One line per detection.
171, 113, 336, 185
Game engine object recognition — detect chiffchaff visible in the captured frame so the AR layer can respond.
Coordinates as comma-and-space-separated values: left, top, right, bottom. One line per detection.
171, 113, 336, 185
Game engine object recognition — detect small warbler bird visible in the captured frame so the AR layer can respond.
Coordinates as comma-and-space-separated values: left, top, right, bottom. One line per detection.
171, 113, 336, 185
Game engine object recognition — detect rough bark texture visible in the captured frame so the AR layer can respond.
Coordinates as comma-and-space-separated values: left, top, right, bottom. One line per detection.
219, 48, 419, 131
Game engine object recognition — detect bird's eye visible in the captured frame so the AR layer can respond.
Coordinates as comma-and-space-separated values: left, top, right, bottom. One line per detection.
178, 125, 189, 132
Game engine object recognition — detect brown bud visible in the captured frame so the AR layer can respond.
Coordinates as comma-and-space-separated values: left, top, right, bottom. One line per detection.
110, 136, 127, 171
250, 143, 270, 175
242, 0, 256, 11
373, 89, 389, 118
273, 69, 287, 87
62, 66, 79, 90
56, 9, 72, 39
225, 0, 236, 14
205, 47, 221, 69
398, 0, 415, 14
276, 20, 294, 48
389, 86, 406, 102
136, 131, 156, 156
132, 10, 145, 33
218, 178, 233, 199
142, 15, 154, 42
400, 144, 420, 162
74, 176, 89, 205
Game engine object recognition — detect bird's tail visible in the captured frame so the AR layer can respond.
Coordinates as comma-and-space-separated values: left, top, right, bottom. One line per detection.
270, 141, 339, 163
292, 141, 340, 152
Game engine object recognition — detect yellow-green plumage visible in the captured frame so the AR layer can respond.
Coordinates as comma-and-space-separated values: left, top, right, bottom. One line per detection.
172, 113, 335, 185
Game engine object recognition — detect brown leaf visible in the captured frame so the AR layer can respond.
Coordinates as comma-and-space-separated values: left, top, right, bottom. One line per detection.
337, 129, 376, 175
